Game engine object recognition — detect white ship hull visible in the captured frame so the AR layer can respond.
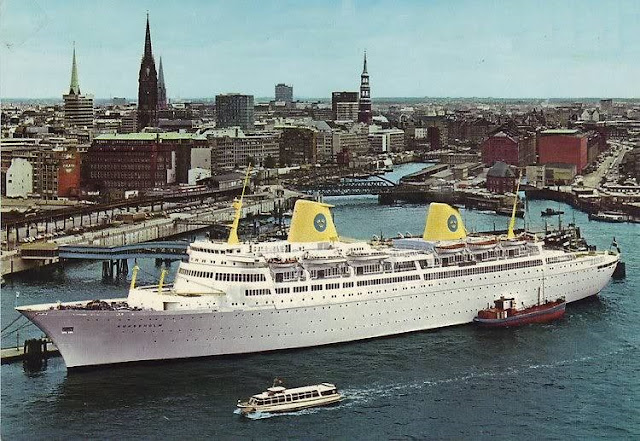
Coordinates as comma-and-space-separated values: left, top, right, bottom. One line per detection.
19, 253, 618, 369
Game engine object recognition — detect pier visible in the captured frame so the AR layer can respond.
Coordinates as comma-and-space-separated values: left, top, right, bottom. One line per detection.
1, 188, 300, 277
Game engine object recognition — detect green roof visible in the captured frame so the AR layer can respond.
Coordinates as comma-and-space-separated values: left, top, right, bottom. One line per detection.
540, 129, 580, 135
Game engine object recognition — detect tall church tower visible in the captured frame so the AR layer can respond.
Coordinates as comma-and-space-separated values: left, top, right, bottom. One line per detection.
157, 56, 168, 110
137, 13, 158, 131
358, 51, 372, 124
63, 44, 94, 130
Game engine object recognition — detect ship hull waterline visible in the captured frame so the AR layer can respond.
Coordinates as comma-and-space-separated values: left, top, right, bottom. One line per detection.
18, 256, 617, 370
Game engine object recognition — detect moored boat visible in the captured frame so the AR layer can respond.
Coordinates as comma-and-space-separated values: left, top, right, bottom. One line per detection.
15, 195, 619, 369
588, 212, 627, 223
237, 381, 342, 415
541, 208, 564, 217
473, 296, 566, 327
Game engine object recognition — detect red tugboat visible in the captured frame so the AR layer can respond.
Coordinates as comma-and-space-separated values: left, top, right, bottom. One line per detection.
474, 296, 566, 327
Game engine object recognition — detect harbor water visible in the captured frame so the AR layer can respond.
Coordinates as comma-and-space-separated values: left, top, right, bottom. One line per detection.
1, 163, 638, 440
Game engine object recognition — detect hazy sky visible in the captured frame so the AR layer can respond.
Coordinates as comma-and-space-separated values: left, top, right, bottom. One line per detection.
1, 0, 639, 99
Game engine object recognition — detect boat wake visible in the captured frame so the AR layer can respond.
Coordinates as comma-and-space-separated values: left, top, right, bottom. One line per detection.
233, 407, 330, 420
340, 345, 635, 408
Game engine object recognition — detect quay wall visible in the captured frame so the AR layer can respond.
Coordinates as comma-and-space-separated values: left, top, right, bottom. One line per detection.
526, 188, 640, 217
1, 196, 292, 277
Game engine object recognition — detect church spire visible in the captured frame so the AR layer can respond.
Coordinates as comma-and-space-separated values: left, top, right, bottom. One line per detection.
358, 50, 372, 124
157, 56, 167, 109
144, 13, 153, 59
69, 43, 80, 95
137, 13, 158, 130
363, 50, 368, 75
158, 56, 165, 84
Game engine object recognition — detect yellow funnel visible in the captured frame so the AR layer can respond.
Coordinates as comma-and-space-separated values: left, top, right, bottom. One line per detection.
423, 203, 467, 241
287, 199, 339, 243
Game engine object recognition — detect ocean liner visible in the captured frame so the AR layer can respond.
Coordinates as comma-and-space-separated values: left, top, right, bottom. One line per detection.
17, 194, 619, 369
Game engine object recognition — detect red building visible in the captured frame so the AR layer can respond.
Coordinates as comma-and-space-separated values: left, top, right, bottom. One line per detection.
538, 129, 587, 172
481, 128, 535, 167
486, 161, 518, 194
56, 148, 81, 198
83, 133, 201, 197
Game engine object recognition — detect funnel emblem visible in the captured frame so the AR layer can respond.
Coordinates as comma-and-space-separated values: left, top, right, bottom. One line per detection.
447, 215, 458, 232
314, 213, 327, 232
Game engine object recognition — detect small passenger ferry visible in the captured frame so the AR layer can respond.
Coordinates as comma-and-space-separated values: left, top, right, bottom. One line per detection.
237, 381, 343, 415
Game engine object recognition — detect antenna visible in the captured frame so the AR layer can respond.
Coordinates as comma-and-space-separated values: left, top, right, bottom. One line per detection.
227, 165, 252, 245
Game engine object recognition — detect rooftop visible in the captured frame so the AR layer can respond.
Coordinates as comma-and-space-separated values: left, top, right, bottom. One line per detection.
94, 133, 204, 141
540, 129, 580, 135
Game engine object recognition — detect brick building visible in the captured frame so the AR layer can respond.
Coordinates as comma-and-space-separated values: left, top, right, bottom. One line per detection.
481, 128, 536, 167
84, 133, 203, 196
538, 129, 587, 173
486, 161, 518, 194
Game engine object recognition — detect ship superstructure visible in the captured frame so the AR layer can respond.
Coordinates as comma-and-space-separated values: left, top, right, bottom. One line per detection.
18, 200, 619, 369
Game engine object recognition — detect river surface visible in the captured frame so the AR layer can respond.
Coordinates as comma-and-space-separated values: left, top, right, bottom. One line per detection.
1, 163, 638, 440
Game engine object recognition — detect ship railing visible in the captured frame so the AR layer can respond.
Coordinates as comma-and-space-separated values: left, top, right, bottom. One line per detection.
137, 284, 174, 291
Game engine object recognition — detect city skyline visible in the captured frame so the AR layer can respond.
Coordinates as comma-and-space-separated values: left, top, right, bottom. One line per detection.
1, 0, 639, 100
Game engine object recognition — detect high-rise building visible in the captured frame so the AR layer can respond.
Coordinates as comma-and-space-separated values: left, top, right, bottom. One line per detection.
215, 94, 254, 130
137, 14, 158, 131
157, 56, 168, 110
63, 46, 94, 130
358, 52, 372, 124
331, 91, 359, 121
209, 131, 279, 168
275, 83, 293, 102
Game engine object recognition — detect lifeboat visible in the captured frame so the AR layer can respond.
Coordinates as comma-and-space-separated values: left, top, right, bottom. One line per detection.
500, 235, 527, 247
473, 296, 566, 327
466, 236, 498, 250
434, 241, 466, 254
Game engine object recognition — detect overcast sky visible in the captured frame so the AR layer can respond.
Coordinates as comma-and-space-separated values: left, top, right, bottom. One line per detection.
1, 0, 639, 99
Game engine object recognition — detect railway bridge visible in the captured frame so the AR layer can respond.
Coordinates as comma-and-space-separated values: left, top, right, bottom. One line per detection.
296, 176, 396, 196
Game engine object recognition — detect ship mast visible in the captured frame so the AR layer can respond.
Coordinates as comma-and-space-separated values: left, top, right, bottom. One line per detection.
227, 165, 252, 245
507, 169, 522, 239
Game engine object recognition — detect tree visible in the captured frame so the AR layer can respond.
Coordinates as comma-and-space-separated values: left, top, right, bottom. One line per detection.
264, 155, 276, 169
246, 156, 256, 167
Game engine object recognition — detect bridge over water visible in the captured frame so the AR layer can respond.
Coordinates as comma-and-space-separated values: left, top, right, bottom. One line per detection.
296, 176, 396, 196
20, 241, 189, 261
19, 241, 190, 278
